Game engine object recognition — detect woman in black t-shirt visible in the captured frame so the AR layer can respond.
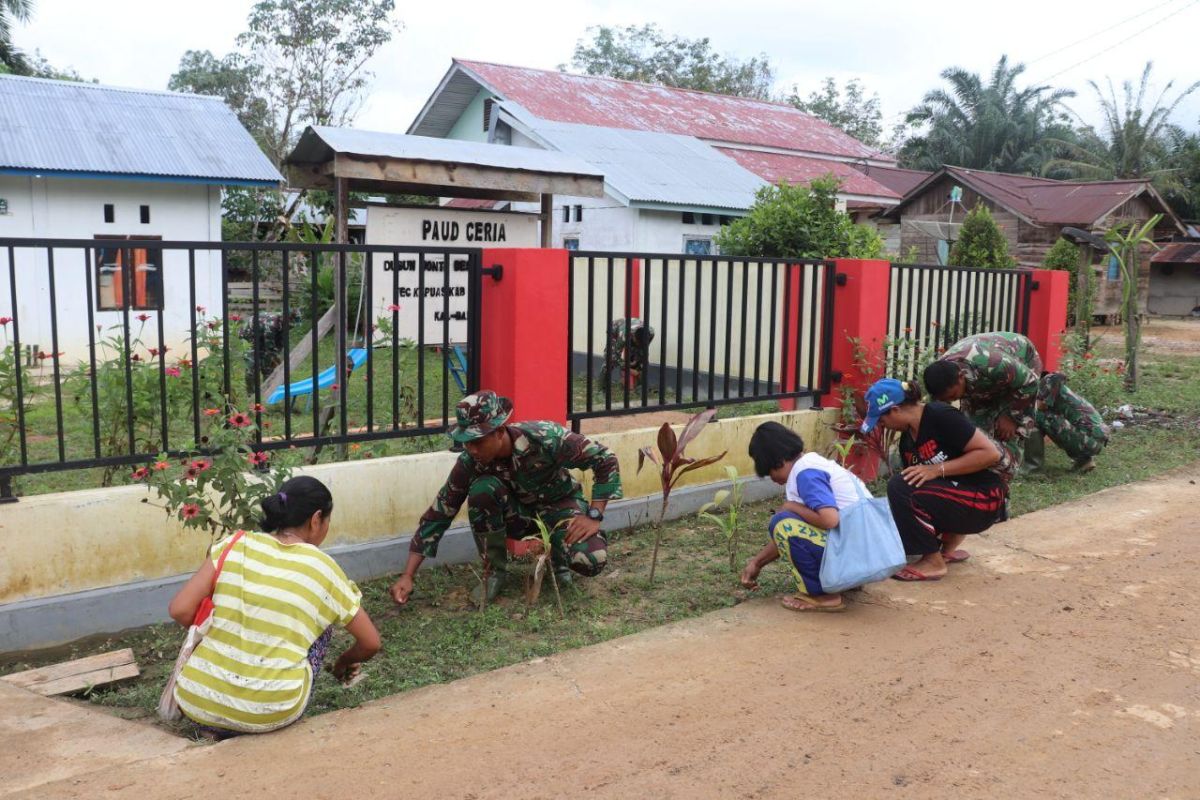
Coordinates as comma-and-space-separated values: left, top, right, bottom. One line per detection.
859, 378, 1007, 581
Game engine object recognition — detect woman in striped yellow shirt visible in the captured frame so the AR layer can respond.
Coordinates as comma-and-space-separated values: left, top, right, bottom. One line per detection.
167, 476, 380, 736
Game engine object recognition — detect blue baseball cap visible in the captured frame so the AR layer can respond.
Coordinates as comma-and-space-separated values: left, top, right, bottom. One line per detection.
860, 378, 906, 434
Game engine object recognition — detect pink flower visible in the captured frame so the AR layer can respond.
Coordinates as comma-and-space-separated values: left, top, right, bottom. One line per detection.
165, 367, 181, 378
137, 313, 151, 322
229, 314, 242, 322
191, 459, 212, 473
330, 383, 339, 392
252, 403, 265, 413
228, 412, 252, 428
184, 466, 200, 480
196, 305, 206, 314
387, 304, 402, 312
247, 451, 270, 467
207, 321, 219, 331
203, 408, 220, 417
131, 467, 149, 481
153, 460, 169, 471
149, 348, 159, 357
180, 503, 201, 520
0, 317, 10, 326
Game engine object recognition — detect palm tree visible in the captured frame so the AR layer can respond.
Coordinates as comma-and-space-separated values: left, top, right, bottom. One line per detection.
0, 0, 32, 74
1045, 62, 1200, 192
900, 55, 1075, 174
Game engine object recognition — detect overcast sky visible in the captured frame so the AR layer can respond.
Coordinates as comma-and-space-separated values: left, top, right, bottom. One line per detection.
16, 0, 1200, 138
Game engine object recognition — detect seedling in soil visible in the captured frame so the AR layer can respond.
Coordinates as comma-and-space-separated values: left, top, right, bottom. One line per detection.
637, 408, 727, 583
697, 465, 745, 572
519, 516, 567, 619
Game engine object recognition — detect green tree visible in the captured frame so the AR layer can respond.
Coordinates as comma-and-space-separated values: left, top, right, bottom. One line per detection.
714, 176, 884, 260
169, 50, 271, 152
1043, 237, 1093, 326
1046, 62, 1199, 195
1106, 215, 1162, 392
948, 205, 1014, 269
900, 55, 1074, 173
786, 77, 882, 147
0, 0, 31, 74
568, 24, 774, 100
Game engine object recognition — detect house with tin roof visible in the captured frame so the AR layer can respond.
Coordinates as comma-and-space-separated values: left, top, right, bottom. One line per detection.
0, 74, 281, 356
410, 59, 900, 255
880, 165, 1189, 317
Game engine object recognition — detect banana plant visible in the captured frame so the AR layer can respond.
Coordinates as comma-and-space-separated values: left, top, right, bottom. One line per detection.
1105, 214, 1161, 393
521, 516, 567, 619
697, 465, 745, 572
637, 408, 727, 583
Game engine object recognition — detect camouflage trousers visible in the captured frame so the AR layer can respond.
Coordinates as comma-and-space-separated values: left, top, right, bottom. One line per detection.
466, 476, 608, 577
1035, 373, 1109, 461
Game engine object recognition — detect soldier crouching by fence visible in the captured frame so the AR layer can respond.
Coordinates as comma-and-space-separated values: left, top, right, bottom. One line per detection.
390, 390, 622, 607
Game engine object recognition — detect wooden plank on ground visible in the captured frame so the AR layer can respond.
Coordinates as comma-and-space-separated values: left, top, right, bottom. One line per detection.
1, 649, 139, 696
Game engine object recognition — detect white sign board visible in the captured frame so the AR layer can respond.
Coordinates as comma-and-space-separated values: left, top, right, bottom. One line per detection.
365, 205, 538, 343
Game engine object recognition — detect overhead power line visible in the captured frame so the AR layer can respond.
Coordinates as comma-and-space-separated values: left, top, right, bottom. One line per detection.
1025, 0, 1184, 67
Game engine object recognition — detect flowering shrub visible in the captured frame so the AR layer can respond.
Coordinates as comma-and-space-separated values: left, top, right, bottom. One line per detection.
1059, 333, 1124, 412
140, 405, 300, 535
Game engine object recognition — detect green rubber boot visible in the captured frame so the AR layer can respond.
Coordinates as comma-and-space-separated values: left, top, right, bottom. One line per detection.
470, 533, 509, 607
1021, 431, 1045, 475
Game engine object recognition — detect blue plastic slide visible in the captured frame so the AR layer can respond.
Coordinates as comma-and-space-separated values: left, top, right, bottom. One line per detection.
266, 348, 368, 406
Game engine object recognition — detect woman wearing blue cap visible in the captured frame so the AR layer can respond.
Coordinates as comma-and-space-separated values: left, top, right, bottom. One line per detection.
860, 378, 1007, 581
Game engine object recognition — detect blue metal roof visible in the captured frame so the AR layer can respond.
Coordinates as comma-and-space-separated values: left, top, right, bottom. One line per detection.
0, 76, 282, 185
522, 118, 766, 213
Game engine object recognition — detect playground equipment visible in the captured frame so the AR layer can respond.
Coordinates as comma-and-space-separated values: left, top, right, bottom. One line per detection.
266, 348, 368, 407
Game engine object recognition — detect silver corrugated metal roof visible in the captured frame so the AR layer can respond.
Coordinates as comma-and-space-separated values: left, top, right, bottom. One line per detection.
289, 125, 604, 179
525, 119, 766, 212
0, 75, 282, 184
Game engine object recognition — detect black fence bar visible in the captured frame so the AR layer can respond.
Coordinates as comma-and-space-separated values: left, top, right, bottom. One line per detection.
888, 262, 1034, 380
566, 251, 833, 422
0, 238, 483, 488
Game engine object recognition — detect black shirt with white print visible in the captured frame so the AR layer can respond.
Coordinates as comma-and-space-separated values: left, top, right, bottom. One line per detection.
899, 402, 1003, 488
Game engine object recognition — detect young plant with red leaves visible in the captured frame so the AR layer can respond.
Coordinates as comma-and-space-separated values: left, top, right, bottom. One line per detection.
637, 408, 727, 583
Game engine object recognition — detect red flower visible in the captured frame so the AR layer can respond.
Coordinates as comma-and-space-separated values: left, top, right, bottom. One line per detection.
149, 348, 159, 357
903, 327, 913, 335
1084, 352, 1094, 360
931, 320, 941, 328
207, 321, 219, 330
137, 313, 151, 322
180, 503, 201, 520
0, 317, 10, 325
228, 411, 252, 428
252, 403, 265, 413
191, 459, 212, 472
263, 421, 272, 429
179, 358, 192, 368
131, 467, 149, 481
184, 466, 200, 480
247, 451, 270, 467
229, 314, 242, 322
165, 367, 181, 378
330, 383, 339, 392
195, 305, 206, 314
387, 304, 402, 312
130, 353, 141, 362
153, 460, 169, 471
203, 408, 220, 417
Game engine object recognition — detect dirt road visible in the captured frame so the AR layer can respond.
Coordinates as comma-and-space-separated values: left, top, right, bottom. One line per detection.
6, 466, 1200, 799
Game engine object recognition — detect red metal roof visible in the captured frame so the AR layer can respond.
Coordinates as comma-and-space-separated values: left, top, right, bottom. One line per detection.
852, 164, 932, 198
716, 148, 899, 199
1153, 242, 1200, 264
887, 166, 1179, 227
457, 59, 889, 161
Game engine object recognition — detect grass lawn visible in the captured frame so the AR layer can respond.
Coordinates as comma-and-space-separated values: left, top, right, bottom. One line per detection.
2, 338, 1198, 735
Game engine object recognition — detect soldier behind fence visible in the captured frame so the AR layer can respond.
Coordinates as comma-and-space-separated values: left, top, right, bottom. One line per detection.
605, 318, 655, 386
390, 390, 622, 607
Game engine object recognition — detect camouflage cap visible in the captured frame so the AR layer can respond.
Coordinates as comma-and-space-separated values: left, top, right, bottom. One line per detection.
447, 390, 514, 443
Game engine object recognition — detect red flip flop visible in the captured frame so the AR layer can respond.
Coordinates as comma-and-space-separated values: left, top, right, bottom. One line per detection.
942, 550, 970, 564
892, 566, 944, 582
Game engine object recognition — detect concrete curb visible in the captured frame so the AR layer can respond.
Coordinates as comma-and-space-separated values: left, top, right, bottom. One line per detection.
0, 477, 782, 654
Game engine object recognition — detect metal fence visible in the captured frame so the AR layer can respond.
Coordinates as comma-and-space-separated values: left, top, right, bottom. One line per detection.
0, 237, 483, 499
887, 262, 1034, 379
567, 252, 836, 425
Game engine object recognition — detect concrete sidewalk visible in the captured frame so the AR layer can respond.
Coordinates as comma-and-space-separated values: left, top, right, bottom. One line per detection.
5, 466, 1199, 799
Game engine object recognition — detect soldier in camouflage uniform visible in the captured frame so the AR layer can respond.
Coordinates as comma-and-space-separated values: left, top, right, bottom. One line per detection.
390, 390, 622, 606
605, 318, 655, 386
923, 332, 1041, 481
1034, 372, 1109, 472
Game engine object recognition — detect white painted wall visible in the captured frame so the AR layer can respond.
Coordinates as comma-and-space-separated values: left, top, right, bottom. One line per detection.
0, 175, 223, 366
